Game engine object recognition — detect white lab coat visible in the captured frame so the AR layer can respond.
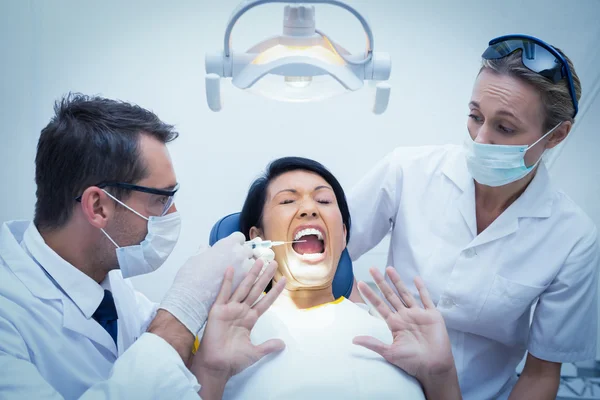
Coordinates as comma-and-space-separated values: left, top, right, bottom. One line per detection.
347, 145, 599, 400
0, 221, 201, 399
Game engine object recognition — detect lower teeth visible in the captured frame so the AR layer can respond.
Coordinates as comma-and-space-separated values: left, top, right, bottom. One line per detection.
301, 253, 323, 261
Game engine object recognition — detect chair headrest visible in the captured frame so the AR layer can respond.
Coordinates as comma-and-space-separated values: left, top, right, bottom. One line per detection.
209, 212, 354, 299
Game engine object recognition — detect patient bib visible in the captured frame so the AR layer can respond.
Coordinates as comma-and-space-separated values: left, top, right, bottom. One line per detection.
223, 298, 425, 399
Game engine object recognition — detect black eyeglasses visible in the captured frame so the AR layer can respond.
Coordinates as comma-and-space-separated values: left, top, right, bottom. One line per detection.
76, 182, 179, 216
482, 34, 578, 118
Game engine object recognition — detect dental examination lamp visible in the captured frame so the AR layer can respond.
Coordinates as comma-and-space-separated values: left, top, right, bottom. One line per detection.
205, 0, 392, 114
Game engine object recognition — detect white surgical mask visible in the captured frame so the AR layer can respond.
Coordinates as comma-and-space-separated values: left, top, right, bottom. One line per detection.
100, 190, 181, 278
464, 122, 562, 187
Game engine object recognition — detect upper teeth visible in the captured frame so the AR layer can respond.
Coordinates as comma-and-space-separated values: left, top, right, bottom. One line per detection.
294, 228, 323, 241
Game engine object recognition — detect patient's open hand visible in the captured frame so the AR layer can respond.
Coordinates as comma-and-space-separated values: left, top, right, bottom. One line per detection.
192, 259, 286, 397
353, 267, 455, 383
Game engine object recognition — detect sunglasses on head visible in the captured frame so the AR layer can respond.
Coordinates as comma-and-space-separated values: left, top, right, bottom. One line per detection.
482, 34, 578, 118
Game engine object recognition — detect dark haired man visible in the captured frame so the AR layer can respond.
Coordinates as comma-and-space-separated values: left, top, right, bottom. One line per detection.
0, 94, 285, 399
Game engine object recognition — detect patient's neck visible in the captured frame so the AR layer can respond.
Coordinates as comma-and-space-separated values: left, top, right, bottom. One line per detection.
274, 283, 336, 310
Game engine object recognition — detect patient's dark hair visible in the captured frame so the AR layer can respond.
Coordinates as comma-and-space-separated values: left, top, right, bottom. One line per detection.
240, 157, 351, 244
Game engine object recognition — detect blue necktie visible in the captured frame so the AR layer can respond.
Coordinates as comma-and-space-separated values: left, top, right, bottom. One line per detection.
92, 289, 118, 347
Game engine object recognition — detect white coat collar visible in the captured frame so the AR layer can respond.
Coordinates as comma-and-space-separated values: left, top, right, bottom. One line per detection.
0, 221, 63, 301
441, 147, 555, 219
440, 148, 555, 248
21, 222, 105, 319
1, 220, 118, 356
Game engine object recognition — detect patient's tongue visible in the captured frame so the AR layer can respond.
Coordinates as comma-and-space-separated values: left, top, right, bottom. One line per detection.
292, 235, 324, 255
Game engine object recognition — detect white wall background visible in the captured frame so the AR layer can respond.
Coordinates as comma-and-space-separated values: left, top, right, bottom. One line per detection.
1, 0, 599, 356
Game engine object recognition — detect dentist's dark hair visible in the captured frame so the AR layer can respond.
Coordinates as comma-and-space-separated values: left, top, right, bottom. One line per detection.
34, 93, 178, 231
240, 157, 351, 244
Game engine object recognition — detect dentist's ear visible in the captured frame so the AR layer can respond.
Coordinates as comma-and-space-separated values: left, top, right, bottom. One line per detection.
80, 187, 113, 229
249, 226, 263, 240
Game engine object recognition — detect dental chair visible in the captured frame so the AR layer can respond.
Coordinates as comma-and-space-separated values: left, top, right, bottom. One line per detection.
209, 212, 355, 299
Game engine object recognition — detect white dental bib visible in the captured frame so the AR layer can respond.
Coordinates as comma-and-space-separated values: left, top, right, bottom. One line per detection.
223, 298, 425, 400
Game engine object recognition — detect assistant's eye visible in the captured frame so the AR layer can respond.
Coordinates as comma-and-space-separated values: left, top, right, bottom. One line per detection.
498, 125, 515, 134
468, 114, 483, 123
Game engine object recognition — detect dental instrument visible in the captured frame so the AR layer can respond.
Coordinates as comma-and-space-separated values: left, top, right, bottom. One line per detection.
245, 240, 306, 249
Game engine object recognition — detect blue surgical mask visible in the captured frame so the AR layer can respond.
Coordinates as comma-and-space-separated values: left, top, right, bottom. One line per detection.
464, 122, 562, 187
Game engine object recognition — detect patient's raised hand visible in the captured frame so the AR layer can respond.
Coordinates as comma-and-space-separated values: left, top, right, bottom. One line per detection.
192, 259, 286, 399
352, 267, 456, 389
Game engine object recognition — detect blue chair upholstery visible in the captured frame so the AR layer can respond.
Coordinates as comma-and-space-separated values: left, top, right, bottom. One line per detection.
209, 212, 354, 299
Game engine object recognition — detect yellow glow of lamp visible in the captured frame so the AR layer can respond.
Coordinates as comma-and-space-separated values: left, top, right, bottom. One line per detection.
205, 0, 392, 113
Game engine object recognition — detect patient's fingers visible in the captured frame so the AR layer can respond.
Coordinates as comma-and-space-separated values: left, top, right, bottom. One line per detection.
386, 267, 417, 308
369, 267, 406, 312
244, 261, 277, 306
252, 277, 286, 317
215, 267, 234, 305
231, 259, 265, 303
357, 281, 394, 320
254, 338, 285, 359
352, 335, 390, 359
414, 276, 435, 309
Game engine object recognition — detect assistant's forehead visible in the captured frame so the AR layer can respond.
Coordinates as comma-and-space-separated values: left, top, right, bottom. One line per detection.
472, 69, 544, 125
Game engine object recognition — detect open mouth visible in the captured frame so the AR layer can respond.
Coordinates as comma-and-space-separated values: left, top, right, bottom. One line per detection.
292, 227, 326, 262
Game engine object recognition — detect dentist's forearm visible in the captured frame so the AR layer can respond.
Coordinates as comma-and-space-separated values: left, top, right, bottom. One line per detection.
147, 310, 196, 366
421, 366, 463, 400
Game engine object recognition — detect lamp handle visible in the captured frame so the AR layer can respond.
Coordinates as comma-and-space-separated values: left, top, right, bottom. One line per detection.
223, 0, 374, 59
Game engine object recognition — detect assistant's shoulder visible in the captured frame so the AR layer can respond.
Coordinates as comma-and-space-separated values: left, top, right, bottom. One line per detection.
385, 144, 461, 171
375, 144, 463, 182
551, 190, 598, 251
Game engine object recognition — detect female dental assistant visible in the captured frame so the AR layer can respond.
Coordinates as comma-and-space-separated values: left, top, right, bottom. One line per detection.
347, 34, 599, 400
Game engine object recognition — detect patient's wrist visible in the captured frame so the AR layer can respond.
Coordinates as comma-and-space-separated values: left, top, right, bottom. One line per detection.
420, 366, 462, 400
196, 364, 229, 400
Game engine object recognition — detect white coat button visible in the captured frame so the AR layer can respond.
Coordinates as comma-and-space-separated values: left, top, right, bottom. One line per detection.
439, 297, 455, 308
463, 248, 476, 258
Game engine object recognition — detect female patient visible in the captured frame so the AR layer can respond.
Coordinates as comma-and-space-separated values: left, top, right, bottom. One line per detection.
222, 157, 426, 399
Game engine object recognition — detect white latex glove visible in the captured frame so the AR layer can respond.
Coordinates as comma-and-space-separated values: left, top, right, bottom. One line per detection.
247, 237, 275, 275
158, 232, 255, 336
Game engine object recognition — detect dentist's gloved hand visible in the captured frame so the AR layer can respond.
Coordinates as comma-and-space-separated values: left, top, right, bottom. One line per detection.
158, 232, 255, 336
247, 237, 275, 274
